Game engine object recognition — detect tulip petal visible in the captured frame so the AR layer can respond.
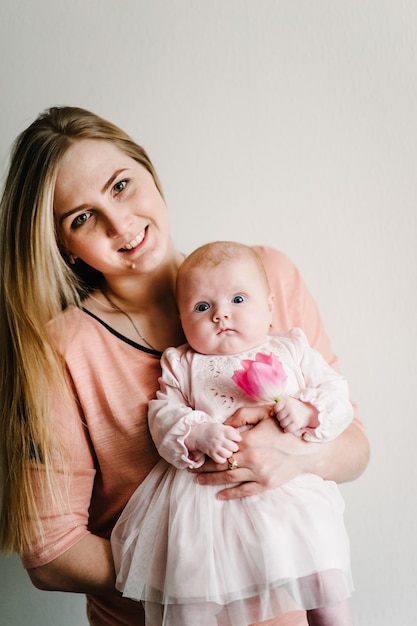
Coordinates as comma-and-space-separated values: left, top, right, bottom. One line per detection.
232, 352, 287, 402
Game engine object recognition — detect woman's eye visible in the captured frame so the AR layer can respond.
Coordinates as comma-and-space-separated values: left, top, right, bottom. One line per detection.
195, 302, 210, 312
113, 179, 127, 194
232, 295, 245, 304
71, 212, 90, 229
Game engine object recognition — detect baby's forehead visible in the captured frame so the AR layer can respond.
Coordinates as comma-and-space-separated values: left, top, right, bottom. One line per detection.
187, 254, 255, 274
195, 262, 260, 290
187, 261, 247, 286
177, 252, 269, 301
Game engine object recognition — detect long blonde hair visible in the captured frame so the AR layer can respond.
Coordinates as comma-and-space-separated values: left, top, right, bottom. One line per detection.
0, 106, 162, 552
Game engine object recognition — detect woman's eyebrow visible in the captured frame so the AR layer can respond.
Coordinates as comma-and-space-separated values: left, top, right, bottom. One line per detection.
59, 204, 89, 223
58, 169, 129, 222
102, 169, 128, 193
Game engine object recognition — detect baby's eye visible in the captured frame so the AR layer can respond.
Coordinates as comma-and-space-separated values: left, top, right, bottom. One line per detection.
195, 302, 210, 312
71, 212, 90, 229
113, 179, 128, 194
232, 294, 245, 304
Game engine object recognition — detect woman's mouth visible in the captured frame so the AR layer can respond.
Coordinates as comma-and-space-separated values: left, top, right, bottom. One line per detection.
119, 227, 147, 252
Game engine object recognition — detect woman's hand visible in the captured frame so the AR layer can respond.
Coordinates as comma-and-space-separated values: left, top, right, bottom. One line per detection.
191, 406, 321, 499
191, 405, 370, 500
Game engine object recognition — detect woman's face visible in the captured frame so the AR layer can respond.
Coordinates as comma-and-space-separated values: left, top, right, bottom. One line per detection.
54, 139, 171, 278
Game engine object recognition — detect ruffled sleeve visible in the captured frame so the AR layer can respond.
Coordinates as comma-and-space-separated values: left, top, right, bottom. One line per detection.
279, 328, 354, 442
148, 345, 220, 469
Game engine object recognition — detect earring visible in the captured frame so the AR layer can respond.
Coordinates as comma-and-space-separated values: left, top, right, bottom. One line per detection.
68, 253, 76, 265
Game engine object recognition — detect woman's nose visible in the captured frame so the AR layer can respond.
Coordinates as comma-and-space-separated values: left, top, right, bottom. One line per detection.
105, 211, 133, 238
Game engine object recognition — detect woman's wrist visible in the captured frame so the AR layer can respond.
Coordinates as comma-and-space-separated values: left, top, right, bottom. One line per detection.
307, 422, 370, 483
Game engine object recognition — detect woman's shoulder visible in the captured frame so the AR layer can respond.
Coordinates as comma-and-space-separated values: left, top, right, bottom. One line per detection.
251, 245, 295, 269
46, 306, 120, 354
250, 245, 302, 287
47, 305, 96, 336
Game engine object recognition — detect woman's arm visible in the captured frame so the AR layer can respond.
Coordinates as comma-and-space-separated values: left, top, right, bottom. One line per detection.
194, 412, 370, 500
27, 534, 118, 596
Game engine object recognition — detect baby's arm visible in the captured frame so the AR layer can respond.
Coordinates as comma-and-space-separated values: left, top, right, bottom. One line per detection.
185, 422, 241, 464
271, 328, 354, 442
149, 346, 241, 468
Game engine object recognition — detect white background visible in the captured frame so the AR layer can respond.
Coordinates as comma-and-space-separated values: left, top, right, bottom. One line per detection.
0, 2, 416, 625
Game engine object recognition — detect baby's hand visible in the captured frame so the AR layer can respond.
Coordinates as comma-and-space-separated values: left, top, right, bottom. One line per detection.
272, 397, 318, 434
190, 423, 241, 464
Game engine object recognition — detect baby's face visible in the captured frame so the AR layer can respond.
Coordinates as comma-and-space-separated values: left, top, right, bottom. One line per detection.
177, 257, 274, 355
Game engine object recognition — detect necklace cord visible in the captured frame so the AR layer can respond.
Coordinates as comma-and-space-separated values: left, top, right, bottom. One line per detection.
89, 291, 159, 351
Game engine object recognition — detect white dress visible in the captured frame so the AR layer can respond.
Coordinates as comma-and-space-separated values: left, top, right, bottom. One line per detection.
111, 329, 354, 625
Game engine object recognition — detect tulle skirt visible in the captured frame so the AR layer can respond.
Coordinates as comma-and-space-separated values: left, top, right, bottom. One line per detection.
111, 460, 353, 625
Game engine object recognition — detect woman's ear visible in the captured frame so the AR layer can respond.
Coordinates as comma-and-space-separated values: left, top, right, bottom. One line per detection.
62, 249, 77, 264
58, 242, 77, 265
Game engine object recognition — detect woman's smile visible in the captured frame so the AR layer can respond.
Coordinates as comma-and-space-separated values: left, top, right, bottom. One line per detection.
119, 226, 148, 252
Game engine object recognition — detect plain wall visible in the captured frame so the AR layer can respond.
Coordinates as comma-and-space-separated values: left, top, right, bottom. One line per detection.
1, 1, 416, 624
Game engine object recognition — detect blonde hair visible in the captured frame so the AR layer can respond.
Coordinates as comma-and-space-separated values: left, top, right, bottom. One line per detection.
0, 106, 162, 552
177, 240, 271, 298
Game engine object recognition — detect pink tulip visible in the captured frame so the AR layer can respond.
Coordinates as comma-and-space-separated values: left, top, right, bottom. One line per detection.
232, 352, 287, 402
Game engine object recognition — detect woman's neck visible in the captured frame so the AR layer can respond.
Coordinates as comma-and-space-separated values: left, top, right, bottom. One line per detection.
103, 248, 184, 309
85, 250, 186, 351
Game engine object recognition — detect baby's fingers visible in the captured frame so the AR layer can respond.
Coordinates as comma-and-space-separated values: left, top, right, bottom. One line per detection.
277, 415, 291, 429
211, 441, 239, 464
224, 425, 242, 443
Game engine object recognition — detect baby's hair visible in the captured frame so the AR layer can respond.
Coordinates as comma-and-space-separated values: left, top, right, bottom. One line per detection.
177, 241, 271, 296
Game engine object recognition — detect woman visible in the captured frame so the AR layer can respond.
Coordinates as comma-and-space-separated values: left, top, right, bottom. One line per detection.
0, 106, 369, 626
